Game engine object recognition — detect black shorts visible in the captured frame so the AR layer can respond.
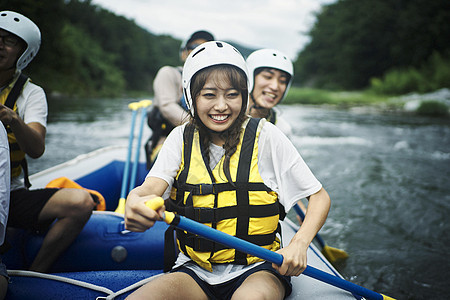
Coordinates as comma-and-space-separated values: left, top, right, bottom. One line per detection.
8, 188, 59, 232
173, 262, 292, 300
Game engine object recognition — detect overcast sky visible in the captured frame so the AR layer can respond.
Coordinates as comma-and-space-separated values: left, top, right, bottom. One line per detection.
91, 0, 336, 60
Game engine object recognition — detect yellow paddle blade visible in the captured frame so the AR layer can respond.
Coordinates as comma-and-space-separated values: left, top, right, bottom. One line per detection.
115, 198, 126, 214
322, 245, 349, 263
140, 99, 152, 107
128, 102, 141, 110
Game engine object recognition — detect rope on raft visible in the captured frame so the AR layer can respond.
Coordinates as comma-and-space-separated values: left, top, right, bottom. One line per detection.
7, 270, 163, 299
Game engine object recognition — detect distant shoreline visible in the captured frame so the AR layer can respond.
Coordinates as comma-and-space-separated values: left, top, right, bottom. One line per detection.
284, 87, 450, 117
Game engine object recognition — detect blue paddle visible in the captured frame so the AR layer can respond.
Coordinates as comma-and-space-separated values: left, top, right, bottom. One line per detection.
128, 100, 152, 193
145, 197, 395, 300
294, 204, 348, 263
115, 102, 141, 213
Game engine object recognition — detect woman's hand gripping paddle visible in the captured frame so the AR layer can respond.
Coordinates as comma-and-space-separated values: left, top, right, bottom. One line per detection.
144, 197, 395, 300
294, 204, 348, 264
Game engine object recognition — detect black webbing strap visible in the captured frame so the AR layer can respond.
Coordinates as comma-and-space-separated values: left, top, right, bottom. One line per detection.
178, 181, 271, 196
164, 125, 193, 271
163, 214, 183, 272
169, 201, 280, 223
234, 118, 259, 264
4, 73, 31, 188
267, 108, 277, 124
4, 73, 28, 109
176, 123, 195, 200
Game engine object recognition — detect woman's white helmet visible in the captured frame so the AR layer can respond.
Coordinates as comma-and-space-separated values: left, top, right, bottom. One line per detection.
0, 11, 41, 70
182, 41, 250, 116
246, 49, 294, 102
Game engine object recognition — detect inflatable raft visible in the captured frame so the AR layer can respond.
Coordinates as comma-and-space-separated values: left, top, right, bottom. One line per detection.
4, 146, 357, 299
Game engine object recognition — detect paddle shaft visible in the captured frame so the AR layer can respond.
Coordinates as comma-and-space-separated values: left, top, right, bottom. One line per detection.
145, 198, 393, 300
128, 100, 152, 192
169, 213, 389, 300
120, 103, 140, 199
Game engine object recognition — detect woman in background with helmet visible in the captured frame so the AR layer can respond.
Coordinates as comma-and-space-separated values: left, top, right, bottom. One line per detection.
125, 41, 330, 300
0, 11, 96, 287
246, 49, 310, 218
246, 48, 294, 138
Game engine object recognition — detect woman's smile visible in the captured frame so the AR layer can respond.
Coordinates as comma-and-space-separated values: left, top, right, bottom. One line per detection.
209, 114, 230, 123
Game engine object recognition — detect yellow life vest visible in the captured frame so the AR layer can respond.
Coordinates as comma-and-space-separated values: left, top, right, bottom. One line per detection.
168, 118, 284, 271
1, 73, 30, 185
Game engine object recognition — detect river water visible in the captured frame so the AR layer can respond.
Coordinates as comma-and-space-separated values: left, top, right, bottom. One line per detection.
29, 97, 450, 299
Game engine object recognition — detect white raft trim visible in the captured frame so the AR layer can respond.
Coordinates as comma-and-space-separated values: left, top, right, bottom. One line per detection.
29, 145, 138, 188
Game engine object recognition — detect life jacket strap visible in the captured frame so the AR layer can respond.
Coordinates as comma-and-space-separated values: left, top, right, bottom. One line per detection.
4, 73, 31, 188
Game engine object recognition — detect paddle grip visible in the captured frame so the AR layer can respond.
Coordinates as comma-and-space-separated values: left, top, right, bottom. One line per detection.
145, 197, 164, 210
144, 197, 175, 224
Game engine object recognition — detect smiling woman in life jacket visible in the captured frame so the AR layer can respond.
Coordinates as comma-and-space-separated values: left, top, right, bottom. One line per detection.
0, 11, 97, 282
145, 30, 214, 169
124, 41, 331, 300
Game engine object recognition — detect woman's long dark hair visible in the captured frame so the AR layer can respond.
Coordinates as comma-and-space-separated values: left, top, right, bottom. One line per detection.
189, 64, 248, 184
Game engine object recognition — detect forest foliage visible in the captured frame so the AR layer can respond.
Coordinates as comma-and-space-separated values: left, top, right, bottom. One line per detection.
3, 0, 181, 97
3, 0, 450, 97
295, 0, 450, 94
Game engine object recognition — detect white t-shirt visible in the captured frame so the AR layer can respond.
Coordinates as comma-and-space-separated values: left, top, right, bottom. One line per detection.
273, 107, 293, 138
147, 120, 322, 284
153, 66, 189, 126
0, 123, 10, 245
10, 80, 48, 191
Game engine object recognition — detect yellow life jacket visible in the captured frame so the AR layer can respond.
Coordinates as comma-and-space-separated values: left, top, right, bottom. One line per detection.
1, 73, 30, 187
167, 118, 284, 271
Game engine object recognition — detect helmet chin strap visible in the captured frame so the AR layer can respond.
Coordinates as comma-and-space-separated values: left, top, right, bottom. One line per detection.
249, 94, 270, 117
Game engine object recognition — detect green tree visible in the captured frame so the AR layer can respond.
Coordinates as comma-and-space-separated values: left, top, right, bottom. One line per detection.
65, 0, 180, 92
295, 0, 450, 90
2, 0, 182, 96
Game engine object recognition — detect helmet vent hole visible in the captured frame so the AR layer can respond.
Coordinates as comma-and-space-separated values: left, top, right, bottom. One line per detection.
1, 13, 6, 17
13, 17, 20, 22
192, 47, 205, 57
216, 42, 223, 48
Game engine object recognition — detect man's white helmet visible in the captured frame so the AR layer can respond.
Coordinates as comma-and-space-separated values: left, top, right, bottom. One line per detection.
246, 49, 294, 102
0, 11, 41, 70
182, 41, 250, 116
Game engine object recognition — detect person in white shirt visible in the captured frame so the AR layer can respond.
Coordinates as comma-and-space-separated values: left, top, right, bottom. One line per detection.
246, 48, 294, 138
0, 11, 96, 277
0, 123, 10, 300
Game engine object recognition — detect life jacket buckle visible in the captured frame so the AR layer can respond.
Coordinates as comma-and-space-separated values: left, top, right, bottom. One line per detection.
194, 207, 215, 223
199, 183, 215, 195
